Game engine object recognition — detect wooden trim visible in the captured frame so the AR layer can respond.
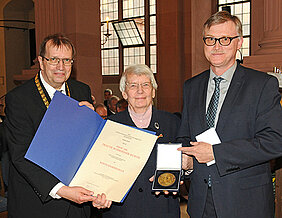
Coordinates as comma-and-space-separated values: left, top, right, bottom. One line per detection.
102, 75, 121, 84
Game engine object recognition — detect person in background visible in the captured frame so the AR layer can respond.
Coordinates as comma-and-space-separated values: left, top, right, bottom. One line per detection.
95, 103, 108, 119
5, 33, 111, 218
104, 89, 113, 108
103, 64, 180, 218
177, 11, 282, 218
116, 98, 128, 113
91, 95, 97, 106
107, 95, 120, 116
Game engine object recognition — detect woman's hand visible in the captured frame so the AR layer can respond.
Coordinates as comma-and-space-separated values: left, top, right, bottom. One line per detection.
79, 101, 94, 111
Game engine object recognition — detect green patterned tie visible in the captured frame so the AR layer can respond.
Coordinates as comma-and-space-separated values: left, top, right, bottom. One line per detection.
206, 77, 224, 128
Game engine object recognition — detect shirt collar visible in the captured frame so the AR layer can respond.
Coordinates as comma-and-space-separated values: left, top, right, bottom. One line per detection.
39, 71, 66, 100
209, 61, 237, 82
128, 104, 152, 128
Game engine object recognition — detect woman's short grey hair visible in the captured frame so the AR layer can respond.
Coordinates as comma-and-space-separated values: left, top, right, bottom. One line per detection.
119, 64, 158, 92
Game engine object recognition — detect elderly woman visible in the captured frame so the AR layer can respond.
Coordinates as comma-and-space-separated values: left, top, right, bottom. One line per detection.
103, 64, 180, 218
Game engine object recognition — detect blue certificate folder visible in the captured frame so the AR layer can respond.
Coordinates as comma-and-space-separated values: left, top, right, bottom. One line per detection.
25, 91, 107, 186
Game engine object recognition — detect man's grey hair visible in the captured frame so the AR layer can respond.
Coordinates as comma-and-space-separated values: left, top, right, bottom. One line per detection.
109, 95, 120, 106
203, 11, 242, 37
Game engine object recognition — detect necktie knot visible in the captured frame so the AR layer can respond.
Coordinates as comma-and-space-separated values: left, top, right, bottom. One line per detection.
213, 77, 224, 86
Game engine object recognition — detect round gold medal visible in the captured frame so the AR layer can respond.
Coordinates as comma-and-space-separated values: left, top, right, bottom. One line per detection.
158, 173, 176, 187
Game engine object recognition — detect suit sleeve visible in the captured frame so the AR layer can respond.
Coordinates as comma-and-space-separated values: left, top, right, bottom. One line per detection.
5, 92, 60, 203
214, 76, 282, 176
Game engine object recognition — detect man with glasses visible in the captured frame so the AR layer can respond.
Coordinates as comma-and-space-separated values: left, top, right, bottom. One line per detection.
5, 33, 111, 218
178, 11, 282, 218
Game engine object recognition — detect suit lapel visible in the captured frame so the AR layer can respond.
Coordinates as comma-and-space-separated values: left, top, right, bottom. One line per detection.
198, 71, 210, 130
216, 64, 246, 135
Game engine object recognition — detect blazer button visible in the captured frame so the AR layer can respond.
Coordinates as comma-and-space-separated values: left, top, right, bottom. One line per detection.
204, 179, 207, 183
138, 188, 143, 192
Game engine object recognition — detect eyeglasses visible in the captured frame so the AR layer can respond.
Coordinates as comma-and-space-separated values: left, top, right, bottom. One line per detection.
126, 82, 152, 91
41, 56, 74, 66
203, 36, 239, 46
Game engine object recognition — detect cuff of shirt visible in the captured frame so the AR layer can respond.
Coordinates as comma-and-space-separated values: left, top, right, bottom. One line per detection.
206, 160, 215, 166
49, 182, 65, 199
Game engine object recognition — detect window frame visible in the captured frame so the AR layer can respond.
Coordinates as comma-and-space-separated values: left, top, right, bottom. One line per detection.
101, 0, 156, 80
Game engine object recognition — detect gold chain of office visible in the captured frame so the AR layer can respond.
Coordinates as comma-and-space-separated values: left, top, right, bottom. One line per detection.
35, 73, 70, 108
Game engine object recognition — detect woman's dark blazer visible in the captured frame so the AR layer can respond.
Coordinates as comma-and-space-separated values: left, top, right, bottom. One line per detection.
103, 106, 181, 218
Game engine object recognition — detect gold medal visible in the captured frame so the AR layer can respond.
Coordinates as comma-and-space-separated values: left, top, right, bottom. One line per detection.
158, 173, 176, 187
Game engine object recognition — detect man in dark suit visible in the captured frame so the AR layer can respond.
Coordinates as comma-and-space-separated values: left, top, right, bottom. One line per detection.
178, 11, 282, 218
5, 34, 111, 218
107, 95, 120, 116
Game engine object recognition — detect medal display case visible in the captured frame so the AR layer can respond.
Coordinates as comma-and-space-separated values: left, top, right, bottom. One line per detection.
152, 143, 182, 192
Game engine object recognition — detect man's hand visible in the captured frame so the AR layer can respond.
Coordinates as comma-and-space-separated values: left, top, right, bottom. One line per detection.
79, 101, 94, 111
57, 186, 95, 204
92, 193, 112, 209
178, 142, 214, 163
182, 154, 193, 170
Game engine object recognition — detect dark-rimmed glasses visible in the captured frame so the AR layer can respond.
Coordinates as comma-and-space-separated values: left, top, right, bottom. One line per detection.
203, 36, 239, 46
41, 56, 74, 66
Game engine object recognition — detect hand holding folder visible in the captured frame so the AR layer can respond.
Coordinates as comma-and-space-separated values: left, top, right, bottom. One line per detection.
25, 92, 157, 202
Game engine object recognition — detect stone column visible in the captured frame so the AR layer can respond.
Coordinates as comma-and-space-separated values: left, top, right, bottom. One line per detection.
156, 0, 211, 113
34, 0, 63, 55
156, 0, 186, 113
243, 0, 282, 72
62, 0, 102, 103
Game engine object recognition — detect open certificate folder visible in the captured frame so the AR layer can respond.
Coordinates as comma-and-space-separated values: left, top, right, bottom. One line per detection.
25, 92, 157, 202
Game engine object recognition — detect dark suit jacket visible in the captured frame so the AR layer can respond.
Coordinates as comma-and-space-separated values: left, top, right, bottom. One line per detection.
5, 75, 93, 218
178, 64, 282, 218
103, 107, 180, 218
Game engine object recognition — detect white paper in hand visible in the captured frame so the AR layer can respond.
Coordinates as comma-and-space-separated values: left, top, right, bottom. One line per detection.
195, 128, 221, 166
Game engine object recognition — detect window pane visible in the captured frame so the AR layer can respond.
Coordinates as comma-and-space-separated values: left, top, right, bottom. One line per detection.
112, 19, 144, 46
150, 15, 156, 44
242, 13, 250, 25
100, 0, 118, 21
243, 24, 250, 35
124, 47, 145, 70
150, 0, 156, 15
150, 45, 157, 73
101, 49, 119, 75
234, 3, 242, 14
123, 0, 145, 19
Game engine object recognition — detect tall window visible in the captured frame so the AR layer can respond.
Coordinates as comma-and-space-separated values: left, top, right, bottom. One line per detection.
100, 0, 156, 75
218, 0, 251, 60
